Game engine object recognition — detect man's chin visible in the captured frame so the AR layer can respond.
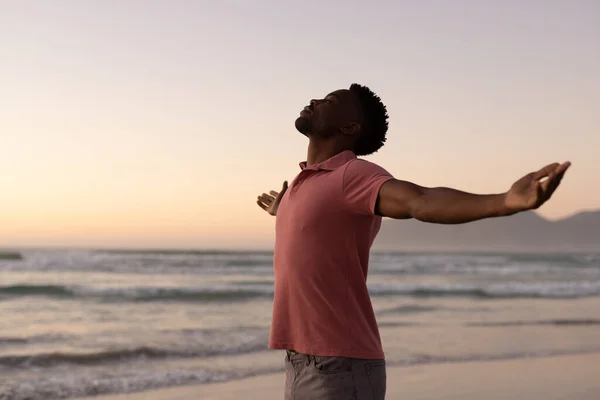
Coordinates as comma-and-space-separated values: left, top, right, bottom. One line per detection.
295, 117, 311, 136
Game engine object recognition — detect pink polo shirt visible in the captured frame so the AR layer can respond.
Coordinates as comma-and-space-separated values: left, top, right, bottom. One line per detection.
269, 150, 394, 360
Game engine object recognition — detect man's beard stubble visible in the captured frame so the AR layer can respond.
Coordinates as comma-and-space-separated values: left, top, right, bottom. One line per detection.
295, 117, 335, 138
295, 116, 311, 136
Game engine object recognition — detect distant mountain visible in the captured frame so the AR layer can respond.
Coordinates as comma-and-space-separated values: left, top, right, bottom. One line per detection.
373, 210, 600, 252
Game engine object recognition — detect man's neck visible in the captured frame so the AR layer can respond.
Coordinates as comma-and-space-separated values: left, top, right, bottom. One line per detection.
306, 138, 351, 167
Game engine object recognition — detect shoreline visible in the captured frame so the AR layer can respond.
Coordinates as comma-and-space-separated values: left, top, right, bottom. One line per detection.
76, 352, 600, 400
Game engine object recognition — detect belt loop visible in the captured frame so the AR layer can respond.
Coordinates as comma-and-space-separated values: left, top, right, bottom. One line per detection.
286, 349, 297, 360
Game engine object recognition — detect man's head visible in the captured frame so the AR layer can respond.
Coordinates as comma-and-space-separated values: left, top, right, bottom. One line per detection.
294, 83, 389, 156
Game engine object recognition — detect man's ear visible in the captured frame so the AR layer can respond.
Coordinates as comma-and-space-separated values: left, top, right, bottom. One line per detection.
341, 122, 361, 137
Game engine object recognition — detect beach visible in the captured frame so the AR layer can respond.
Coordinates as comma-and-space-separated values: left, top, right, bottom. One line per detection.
79, 353, 600, 400
2, 250, 600, 399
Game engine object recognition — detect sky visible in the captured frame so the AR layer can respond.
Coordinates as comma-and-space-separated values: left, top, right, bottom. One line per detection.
1, 0, 599, 249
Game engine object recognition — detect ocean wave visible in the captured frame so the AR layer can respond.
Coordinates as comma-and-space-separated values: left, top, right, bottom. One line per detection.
377, 305, 440, 315
0, 284, 272, 302
4, 251, 598, 279
0, 327, 270, 368
0, 342, 267, 369
0, 250, 275, 275
466, 319, 600, 327
0, 368, 241, 400
224, 260, 271, 267
377, 304, 496, 316
0, 337, 28, 345
0, 252, 22, 261
94, 249, 273, 256
3, 280, 600, 302
0, 334, 69, 347
391, 347, 600, 367
0, 347, 173, 368
373, 252, 599, 266
0, 285, 72, 297
370, 252, 600, 276
369, 281, 600, 299
377, 322, 423, 328
372, 262, 599, 277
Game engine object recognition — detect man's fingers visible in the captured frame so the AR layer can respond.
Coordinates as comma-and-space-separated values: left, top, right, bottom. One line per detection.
557, 161, 572, 175
532, 163, 561, 180
532, 161, 570, 181
257, 181, 289, 212
540, 172, 556, 192
545, 170, 567, 198
260, 193, 274, 202
541, 163, 570, 200
276, 181, 289, 200
258, 194, 273, 206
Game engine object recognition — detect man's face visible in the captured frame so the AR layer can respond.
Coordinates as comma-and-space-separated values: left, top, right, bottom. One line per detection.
295, 89, 362, 138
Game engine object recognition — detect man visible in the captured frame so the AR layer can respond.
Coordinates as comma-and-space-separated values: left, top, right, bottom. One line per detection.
256, 83, 570, 400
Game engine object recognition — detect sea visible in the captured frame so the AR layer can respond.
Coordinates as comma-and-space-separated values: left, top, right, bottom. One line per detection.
1, 249, 600, 399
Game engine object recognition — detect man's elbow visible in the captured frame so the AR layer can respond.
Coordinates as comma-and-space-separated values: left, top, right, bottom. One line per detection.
406, 201, 431, 222
406, 192, 449, 223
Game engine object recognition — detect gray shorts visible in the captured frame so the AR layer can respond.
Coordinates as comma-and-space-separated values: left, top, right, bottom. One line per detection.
284, 350, 386, 400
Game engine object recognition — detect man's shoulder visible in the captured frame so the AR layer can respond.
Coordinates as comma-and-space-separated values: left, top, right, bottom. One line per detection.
343, 158, 391, 176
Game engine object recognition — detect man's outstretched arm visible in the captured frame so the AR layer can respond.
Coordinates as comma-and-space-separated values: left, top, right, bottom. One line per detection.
376, 162, 571, 224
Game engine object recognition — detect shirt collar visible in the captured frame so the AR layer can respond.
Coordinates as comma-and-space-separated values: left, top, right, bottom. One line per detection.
299, 150, 357, 171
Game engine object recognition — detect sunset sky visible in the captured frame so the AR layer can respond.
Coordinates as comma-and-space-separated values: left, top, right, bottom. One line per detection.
1, 1, 599, 249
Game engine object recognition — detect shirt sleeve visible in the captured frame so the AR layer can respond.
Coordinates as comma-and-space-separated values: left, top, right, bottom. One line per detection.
342, 159, 395, 216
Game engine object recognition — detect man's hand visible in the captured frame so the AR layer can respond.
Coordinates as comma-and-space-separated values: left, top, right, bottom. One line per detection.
257, 181, 288, 216
505, 162, 571, 213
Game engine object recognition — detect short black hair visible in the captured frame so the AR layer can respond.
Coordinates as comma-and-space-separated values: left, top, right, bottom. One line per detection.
349, 83, 389, 156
